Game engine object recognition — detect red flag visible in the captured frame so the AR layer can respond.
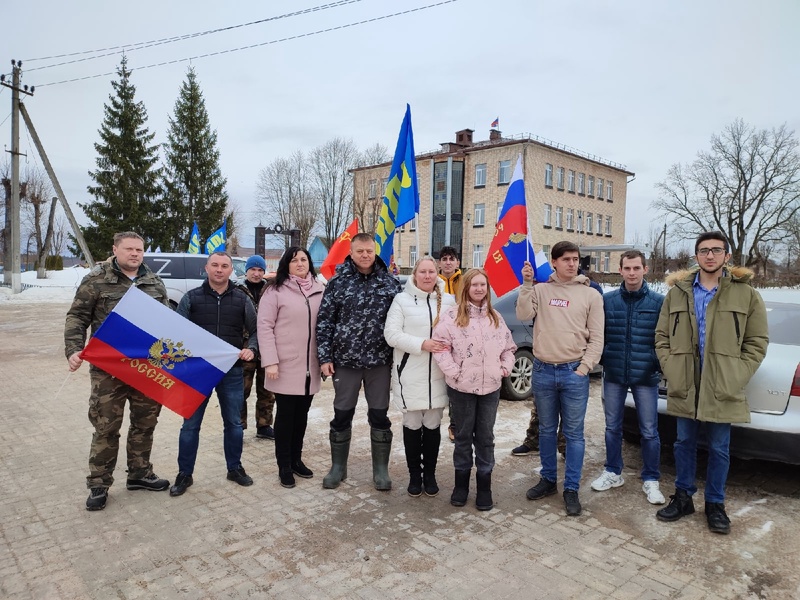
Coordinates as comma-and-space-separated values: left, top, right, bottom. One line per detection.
320, 218, 359, 280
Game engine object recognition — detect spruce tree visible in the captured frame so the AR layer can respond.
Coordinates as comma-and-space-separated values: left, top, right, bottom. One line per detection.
80, 55, 161, 259
160, 67, 229, 251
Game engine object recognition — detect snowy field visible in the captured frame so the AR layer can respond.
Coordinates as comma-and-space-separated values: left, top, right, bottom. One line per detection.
2, 266, 800, 305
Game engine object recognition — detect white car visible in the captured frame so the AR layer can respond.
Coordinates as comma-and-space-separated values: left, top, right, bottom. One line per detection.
623, 301, 800, 464
143, 253, 247, 308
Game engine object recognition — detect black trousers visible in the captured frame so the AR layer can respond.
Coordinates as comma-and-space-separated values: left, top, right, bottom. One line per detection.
274, 393, 314, 469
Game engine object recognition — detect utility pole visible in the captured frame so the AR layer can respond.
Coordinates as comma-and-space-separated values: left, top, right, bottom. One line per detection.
0, 60, 33, 293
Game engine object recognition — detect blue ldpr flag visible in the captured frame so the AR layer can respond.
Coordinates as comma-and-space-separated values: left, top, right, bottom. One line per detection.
375, 104, 420, 265
188, 222, 201, 254
205, 221, 226, 254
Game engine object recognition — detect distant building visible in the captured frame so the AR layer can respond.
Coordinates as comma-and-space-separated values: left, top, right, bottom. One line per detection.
308, 236, 330, 269
352, 127, 634, 273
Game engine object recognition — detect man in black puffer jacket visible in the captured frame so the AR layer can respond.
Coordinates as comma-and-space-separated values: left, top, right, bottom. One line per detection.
316, 233, 402, 491
169, 252, 259, 497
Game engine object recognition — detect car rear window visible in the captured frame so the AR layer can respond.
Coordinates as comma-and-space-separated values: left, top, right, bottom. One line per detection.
766, 303, 800, 346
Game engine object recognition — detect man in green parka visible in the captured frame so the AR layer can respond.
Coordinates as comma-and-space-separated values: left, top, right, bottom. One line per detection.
654, 231, 768, 534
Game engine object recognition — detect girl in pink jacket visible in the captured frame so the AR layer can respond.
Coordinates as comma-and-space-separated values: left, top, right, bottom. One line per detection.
432, 268, 516, 511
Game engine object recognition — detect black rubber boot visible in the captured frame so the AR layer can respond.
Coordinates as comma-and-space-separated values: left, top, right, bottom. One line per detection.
322, 429, 351, 489
421, 425, 441, 496
371, 428, 393, 491
475, 471, 493, 511
656, 488, 695, 522
450, 469, 470, 507
403, 426, 423, 497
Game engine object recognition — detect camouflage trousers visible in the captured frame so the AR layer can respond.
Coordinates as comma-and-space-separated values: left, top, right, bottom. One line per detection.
240, 360, 275, 429
87, 369, 162, 489
523, 401, 567, 454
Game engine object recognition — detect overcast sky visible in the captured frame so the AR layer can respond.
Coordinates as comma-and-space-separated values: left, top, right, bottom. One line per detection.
3, 0, 799, 248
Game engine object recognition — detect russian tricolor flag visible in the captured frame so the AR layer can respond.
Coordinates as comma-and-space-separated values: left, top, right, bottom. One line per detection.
81, 286, 240, 419
484, 155, 553, 297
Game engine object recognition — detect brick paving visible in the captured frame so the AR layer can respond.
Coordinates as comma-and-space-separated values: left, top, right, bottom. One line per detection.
2, 302, 799, 599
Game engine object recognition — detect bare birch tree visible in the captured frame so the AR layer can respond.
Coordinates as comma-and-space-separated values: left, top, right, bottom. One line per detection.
352, 143, 390, 236
309, 138, 360, 249
654, 119, 800, 266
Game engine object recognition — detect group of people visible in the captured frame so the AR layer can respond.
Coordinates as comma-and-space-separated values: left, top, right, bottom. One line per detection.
66, 229, 768, 535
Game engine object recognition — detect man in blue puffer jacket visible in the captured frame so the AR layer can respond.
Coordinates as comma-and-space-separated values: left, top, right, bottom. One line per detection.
591, 250, 666, 505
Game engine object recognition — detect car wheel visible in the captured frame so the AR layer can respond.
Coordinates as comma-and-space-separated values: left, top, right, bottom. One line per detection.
502, 349, 534, 401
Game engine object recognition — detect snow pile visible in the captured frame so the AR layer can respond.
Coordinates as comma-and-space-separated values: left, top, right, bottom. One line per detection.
0, 267, 89, 304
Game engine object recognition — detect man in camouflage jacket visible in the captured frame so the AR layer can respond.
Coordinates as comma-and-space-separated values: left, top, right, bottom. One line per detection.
316, 233, 401, 490
64, 232, 171, 511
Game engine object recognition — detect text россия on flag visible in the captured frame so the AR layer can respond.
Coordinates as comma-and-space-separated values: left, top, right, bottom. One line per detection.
81, 286, 240, 418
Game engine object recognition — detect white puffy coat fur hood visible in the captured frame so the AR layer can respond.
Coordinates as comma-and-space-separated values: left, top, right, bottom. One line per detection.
384, 277, 456, 412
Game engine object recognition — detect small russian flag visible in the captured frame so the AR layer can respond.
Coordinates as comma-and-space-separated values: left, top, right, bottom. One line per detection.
491, 117, 499, 128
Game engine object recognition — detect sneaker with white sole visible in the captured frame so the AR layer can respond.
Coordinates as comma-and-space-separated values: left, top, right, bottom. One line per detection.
642, 480, 666, 505
590, 470, 624, 491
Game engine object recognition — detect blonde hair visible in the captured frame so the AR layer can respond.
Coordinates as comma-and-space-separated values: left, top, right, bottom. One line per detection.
412, 256, 443, 327
454, 268, 500, 328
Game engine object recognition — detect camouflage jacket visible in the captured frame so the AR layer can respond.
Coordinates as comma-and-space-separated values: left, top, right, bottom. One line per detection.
64, 259, 168, 358
316, 255, 401, 369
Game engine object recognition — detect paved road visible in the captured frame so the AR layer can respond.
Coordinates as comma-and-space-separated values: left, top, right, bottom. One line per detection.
1, 302, 799, 599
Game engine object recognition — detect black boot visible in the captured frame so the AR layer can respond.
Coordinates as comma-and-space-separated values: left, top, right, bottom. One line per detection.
475, 471, 493, 511
371, 428, 393, 491
279, 467, 296, 489
403, 427, 423, 497
322, 429, 351, 489
450, 469, 470, 507
705, 502, 731, 534
656, 488, 695, 522
421, 426, 441, 497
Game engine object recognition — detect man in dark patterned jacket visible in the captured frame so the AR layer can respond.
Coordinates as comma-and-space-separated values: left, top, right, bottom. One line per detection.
65, 231, 171, 512
316, 233, 402, 491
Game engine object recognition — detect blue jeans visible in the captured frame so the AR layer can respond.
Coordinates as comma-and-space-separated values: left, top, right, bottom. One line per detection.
177, 366, 244, 474
532, 359, 590, 491
602, 379, 661, 481
674, 417, 731, 503
447, 386, 500, 475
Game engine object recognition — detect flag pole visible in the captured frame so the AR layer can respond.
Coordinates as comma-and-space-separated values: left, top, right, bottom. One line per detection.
520, 152, 530, 263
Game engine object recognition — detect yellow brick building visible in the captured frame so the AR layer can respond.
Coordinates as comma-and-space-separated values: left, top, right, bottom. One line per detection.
352, 128, 634, 273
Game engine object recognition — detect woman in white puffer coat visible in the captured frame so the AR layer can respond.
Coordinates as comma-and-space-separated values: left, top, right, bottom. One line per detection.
384, 256, 456, 497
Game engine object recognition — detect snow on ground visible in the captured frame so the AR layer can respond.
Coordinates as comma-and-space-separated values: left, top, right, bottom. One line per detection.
2, 267, 800, 304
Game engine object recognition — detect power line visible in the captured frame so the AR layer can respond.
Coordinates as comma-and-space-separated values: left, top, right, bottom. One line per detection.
24, 0, 364, 70
35, 0, 460, 87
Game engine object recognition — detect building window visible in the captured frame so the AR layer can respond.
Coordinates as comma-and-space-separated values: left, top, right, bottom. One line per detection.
576, 210, 584, 233
410, 215, 417, 231
474, 203, 485, 227
475, 163, 487, 187
586, 212, 593, 235
497, 201, 503, 220
498, 160, 511, 184
543, 204, 552, 227
607, 180, 613, 201
542, 245, 551, 259
597, 178, 604, 200
545, 163, 553, 187
578, 173, 585, 195
557, 167, 565, 190
555, 206, 563, 229
568, 170, 575, 193
368, 179, 378, 199
410, 245, 417, 264
472, 244, 484, 267
603, 252, 611, 272
566, 208, 574, 231
596, 213, 602, 235
605, 215, 612, 235
588, 175, 595, 197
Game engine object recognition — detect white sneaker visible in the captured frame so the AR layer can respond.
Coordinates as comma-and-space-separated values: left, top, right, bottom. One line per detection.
642, 480, 666, 505
590, 470, 624, 491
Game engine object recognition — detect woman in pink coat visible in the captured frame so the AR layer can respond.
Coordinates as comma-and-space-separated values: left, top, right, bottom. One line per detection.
433, 268, 516, 511
257, 247, 325, 489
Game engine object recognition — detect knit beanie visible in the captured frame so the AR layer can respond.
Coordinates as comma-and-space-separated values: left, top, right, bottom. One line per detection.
245, 255, 267, 272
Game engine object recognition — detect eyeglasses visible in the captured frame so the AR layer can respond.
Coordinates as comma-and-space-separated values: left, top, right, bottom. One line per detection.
697, 247, 726, 256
